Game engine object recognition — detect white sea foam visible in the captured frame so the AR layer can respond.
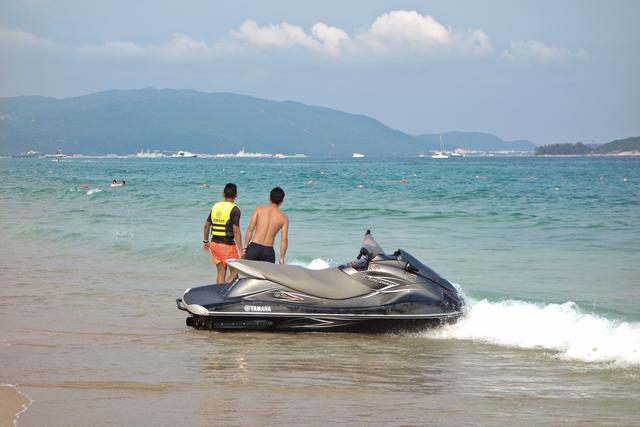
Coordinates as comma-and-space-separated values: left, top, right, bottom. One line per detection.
287, 259, 640, 366
424, 298, 640, 367
290, 258, 332, 270
307, 258, 331, 269
86, 188, 102, 195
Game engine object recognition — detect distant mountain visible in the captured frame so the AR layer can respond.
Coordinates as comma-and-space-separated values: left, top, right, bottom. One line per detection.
0, 88, 534, 157
593, 136, 640, 154
416, 131, 536, 152
535, 137, 640, 155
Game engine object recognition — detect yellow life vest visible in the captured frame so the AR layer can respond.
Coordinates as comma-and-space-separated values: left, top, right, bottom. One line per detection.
210, 201, 237, 242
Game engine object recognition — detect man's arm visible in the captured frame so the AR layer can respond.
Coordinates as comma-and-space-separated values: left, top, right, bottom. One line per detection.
230, 207, 243, 256
203, 215, 212, 245
233, 225, 243, 256
279, 217, 289, 264
243, 208, 259, 254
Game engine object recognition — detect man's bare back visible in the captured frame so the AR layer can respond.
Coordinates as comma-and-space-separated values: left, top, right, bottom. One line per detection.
243, 187, 288, 264
248, 205, 287, 247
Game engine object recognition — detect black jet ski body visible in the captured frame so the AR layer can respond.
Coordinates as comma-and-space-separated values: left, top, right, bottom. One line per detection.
177, 231, 464, 332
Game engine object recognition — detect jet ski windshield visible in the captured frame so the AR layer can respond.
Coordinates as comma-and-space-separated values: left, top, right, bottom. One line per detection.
361, 230, 385, 259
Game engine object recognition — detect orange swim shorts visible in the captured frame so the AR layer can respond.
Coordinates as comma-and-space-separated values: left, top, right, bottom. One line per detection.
209, 242, 239, 267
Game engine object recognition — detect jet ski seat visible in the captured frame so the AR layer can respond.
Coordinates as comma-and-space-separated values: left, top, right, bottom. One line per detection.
229, 260, 372, 300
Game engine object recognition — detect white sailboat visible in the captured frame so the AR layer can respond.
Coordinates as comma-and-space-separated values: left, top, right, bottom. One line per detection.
431, 136, 449, 159
352, 153, 365, 158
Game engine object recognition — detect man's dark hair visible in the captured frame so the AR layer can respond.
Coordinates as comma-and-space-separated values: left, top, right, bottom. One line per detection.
270, 187, 285, 205
224, 183, 237, 198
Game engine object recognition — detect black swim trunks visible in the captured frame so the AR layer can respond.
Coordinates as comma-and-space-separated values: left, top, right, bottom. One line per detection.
244, 242, 276, 263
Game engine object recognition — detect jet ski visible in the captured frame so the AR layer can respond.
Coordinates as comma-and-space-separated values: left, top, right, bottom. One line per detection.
176, 230, 464, 332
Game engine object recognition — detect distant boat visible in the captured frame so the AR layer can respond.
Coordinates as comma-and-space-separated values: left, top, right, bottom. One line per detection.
431, 136, 449, 159
44, 149, 66, 161
450, 151, 464, 157
353, 153, 365, 158
172, 150, 197, 158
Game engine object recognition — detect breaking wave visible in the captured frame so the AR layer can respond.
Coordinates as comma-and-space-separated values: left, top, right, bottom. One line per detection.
289, 258, 640, 367
424, 298, 640, 367
290, 258, 332, 270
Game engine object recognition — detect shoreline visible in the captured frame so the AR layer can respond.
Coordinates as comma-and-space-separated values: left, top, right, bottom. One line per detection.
0, 384, 32, 427
3, 152, 640, 159
534, 152, 640, 157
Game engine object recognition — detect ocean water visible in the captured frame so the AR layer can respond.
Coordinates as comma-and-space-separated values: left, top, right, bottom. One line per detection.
1, 156, 639, 426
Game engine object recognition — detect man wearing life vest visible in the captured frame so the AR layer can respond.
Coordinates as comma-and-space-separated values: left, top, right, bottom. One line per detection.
203, 183, 243, 284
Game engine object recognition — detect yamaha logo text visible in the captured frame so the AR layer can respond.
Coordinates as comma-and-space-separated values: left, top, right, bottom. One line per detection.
243, 305, 272, 312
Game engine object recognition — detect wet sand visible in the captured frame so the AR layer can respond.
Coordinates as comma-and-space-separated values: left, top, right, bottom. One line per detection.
0, 384, 30, 427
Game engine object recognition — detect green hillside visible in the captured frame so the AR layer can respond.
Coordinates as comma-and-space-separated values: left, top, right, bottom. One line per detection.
535, 137, 640, 155
0, 88, 534, 157
594, 136, 640, 153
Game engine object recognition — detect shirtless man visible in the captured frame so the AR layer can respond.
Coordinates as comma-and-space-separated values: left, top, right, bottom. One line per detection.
243, 187, 289, 264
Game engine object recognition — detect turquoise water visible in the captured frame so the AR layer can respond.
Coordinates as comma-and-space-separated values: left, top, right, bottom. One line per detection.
2, 156, 640, 425
2, 157, 638, 305
1, 156, 639, 361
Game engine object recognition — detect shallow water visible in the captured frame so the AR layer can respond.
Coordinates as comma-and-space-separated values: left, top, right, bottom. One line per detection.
0, 156, 639, 425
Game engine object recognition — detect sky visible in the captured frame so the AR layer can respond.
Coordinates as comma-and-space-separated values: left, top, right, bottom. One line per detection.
0, 0, 638, 144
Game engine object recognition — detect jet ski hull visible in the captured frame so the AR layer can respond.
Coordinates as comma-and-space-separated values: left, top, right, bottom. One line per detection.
176, 291, 462, 332
178, 300, 460, 332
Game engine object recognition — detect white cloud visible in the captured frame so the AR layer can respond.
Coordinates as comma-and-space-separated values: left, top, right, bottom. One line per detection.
0, 27, 56, 48
354, 10, 492, 58
77, 33, 234, 61
0, 13, 587, 65
0, 28, 233, 61
231, 20, 317, 49
230, 20, 349, 56
311, 23, 350, 55
230, 10, 492, 59
502, 40, 588, 64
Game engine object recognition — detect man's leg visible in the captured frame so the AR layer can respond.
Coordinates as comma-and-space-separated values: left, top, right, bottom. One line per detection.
215, 263, 226, 284
226, 270, 238, 282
